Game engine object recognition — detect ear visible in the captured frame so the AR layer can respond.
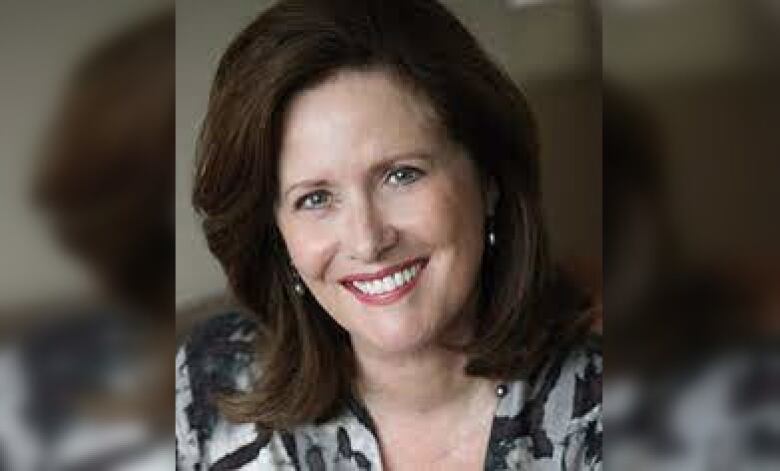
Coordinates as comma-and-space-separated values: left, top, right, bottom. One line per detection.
485, 176, 500, 217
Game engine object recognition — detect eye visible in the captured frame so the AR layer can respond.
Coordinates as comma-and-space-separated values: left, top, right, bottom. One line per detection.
295, 190, 332, 210
386, 166, 424, 186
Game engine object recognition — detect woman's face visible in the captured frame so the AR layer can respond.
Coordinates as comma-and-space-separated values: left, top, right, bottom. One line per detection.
275, 69, 495, 356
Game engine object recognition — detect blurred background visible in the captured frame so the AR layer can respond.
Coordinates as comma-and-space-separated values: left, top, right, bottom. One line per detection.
0, 1, 173, 469
175, 0, 603, 332
0, 0, 172, 328
603, 0, 779, 469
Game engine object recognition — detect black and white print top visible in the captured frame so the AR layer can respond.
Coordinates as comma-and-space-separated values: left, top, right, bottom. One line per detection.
176, 313, 602, 470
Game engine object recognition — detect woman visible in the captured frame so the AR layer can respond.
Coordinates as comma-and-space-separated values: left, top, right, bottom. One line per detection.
176, 0, 601, 469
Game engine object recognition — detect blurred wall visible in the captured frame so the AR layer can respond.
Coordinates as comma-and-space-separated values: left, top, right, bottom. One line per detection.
0, 0, 168, 312
605, 0, 780, 262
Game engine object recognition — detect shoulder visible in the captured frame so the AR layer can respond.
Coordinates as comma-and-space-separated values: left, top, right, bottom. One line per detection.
544, 336, 602, 420
176, 311, 259, 468
180, 310, 258, 368
530, 336, 602, 437
534, 337, 602, 467
489, 337, 602, 469
177, 310, 259, 406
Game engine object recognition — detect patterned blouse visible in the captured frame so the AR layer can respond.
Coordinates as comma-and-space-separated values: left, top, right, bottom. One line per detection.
176, 313, 602, 470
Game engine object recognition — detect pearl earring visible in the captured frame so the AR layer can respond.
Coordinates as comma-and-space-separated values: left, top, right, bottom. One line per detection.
290, 264, 305, 296
487, 217, 496, 247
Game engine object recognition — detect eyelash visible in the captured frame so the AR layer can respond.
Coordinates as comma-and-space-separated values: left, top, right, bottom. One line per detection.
294, 190, 331, 211
293, 166, 425, 211
385, 166, 424, 186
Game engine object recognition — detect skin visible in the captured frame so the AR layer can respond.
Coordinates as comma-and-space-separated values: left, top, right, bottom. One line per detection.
275, 69, 499, 468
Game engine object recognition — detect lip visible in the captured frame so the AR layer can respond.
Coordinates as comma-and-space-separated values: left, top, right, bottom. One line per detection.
339, 257, 428, 283
339, 257, 428, 306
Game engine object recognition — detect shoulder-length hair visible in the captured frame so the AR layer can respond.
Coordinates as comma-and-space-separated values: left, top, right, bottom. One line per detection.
193, 0, 590, 428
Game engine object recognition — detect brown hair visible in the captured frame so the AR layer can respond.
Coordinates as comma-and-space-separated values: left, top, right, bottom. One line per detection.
194, 0, 590, 428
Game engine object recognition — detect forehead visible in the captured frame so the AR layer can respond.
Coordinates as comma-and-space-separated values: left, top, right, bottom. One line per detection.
278, 69, 447, 181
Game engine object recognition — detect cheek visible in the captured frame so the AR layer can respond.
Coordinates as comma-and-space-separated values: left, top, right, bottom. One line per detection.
276, 217, 338, 279
401, 172, 485, 250
412, 171, 487, 305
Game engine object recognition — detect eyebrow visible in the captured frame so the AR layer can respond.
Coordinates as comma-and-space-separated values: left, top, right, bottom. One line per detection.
281, 151, 434, 201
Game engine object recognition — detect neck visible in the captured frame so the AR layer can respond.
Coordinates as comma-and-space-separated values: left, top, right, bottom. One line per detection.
355, 343, 489, 417
354, 293, 493, 417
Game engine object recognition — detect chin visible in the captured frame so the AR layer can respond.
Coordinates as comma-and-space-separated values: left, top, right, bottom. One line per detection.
354, 316, 441, 356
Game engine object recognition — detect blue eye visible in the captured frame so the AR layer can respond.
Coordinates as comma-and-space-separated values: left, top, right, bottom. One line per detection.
386, 166, 423, 186
295, 190, 331, 210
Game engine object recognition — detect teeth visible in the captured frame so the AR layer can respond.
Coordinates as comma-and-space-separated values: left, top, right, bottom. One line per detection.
382, 276, 394, 291
363, 281, 373, 295
372, 279, 383, 294
351, 263, 423, 295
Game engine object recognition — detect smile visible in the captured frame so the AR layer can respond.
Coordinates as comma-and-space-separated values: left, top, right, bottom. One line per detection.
339, 257, 428, 306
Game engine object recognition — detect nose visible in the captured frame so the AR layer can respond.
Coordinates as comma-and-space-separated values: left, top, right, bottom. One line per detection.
343, 197, 398, 262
